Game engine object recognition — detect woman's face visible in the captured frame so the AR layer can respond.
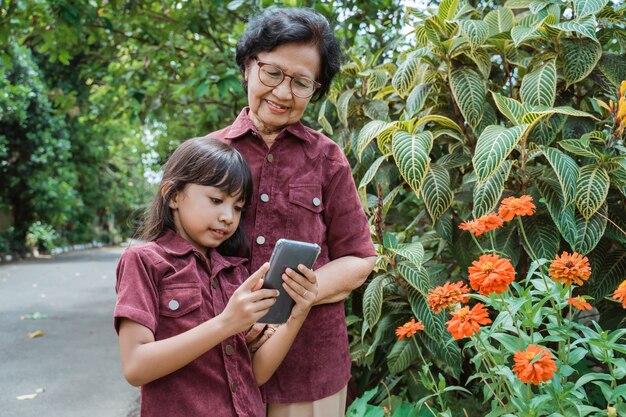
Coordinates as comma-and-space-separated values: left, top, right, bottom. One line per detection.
244, 42, 321, 135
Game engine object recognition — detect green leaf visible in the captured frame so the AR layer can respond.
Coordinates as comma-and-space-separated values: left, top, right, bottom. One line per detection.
573, 372, 614, 391
421, 165, 454, 222
414, 115, 464, 135
363, 275, 387, 329
365, 69, 389, 94
590, 249, 626, 299
356, 120, 396, 161
520, 60, 557, 107
510, 19, 545, 47
337, 89, 354, 128
485, 7, 515, 37
522, 215, 560, 260
405, 83, 432, 119
398, 262, 430, 294
473, 160, 513, 218
542, 147, 579, 207
473, 124, 528, 183
388, 338, 419, 374
459, 20, 489, 47
449, 66, 486, 128
550, 16, 598, 40
392, 50, 424, 97
394, 241, 426, 268
573, 0, 609, 18
359, 154, 390, 189
560, 38, 602, 86
317, 99, 333, 135
575, 165, 610, 220
363, 100, 389, 121
573, 204, 607, 254
537, 177, 578, 246
598, 53, 626, 89
392, 131, 433, 196
439, 0, 460, 20
559, 138, 599, 159
492, 92, 525, 125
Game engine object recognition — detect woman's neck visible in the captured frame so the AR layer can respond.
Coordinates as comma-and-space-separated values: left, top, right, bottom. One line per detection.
249, 112, 281, 148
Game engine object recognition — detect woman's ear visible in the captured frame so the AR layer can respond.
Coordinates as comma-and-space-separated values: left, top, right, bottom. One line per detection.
161, 182, 179, 209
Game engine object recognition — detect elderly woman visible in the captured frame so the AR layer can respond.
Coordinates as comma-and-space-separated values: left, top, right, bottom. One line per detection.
209, 7, 376, 417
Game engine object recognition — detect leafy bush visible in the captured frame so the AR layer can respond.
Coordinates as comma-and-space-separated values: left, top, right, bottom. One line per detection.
25, 221, 58, 254
322, 0, 626, 414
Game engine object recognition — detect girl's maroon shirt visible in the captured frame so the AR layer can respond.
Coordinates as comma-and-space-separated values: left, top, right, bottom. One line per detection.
114, 229, 264, 417
209, 108, 376, 402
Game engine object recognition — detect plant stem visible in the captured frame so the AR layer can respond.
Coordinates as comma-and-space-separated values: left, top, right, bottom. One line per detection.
414, 337, 447, 411
471, 233, 485, 253
498, 292, 524, 341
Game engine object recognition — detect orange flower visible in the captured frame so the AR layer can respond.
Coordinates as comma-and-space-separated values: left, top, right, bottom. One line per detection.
498, 195, 536, 222
567, 296, 592, 311
446, 303, 492, 340
459, 219, 484, 236
468, 253, 516, 295
513, 344, 557, 385
427, 281, 470, 314
613, 279, 626, 308
395, 318, 424, 341
549, 252, 591, 286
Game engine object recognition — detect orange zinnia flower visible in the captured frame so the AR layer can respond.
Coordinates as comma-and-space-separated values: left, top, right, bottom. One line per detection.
549, 252, 591, 286
459, 219, 485, 236
459, 213, 504, 237
427, 281, 470, 314
613, 279, 626, 308
567, 296, 592, 311
513, 344, 557, 385
468, 253, 516, 295
498, 195, 536, 222
446, 303, 492, 340
395, 318, 424, 340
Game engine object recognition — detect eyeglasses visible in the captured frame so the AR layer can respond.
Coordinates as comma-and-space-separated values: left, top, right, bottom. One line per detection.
255, 59, 321, 99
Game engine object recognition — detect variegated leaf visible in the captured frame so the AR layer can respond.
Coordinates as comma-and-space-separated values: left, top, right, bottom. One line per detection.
538, 177, 578, 246
398, 262, 430, 294
437, 151, 472, 169
388, 338, 419, 374
473, 160, 513, 218
336, 89, 354, 128
491, 92, 524, 125
405, 83, 433, 119
496, 222, 521, 267
573, 204, 607, 254
363, 100, 389, 121
511, 22, 543, 47
505, 0, 534, 9
365, 69, 389, 94
560, 38, 602, 86
449, 66, 486, 128
521, 105, 597, 125
459, 20, 489, 47
358, 153, 390, 189
559, 138, 599, 159
598, 53, 626, 89
473, 124, 528, 183
550, 16, 598, 40
421, 164, 454, 222
363, 275, 387, 329
394, 242, 426, 268
414, 115, 464, 135
392, 131, 433, 196
356, 120, 396, 161
467, 48, 492, 78
485, 7, 515, 37
542, 147, 579, 207
590, 249, 626, 299
439, 0, 460, 20
520, 60, 557, 107
573, 0, 609, 18
317, 99, 333, 135
392, 51, 424, 97
576, 165, 610, 220
522, 215, 560, 260
408, 288, 443, 339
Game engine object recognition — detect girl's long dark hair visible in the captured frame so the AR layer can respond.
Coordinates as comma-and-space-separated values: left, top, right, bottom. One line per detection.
136, 137, 253, 257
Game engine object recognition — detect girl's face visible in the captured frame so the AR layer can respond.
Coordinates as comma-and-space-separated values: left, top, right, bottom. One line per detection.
168, 183, 244, 253
244, 42, 321, 135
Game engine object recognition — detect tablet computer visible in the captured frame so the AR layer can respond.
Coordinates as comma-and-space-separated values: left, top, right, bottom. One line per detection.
259, 239, 321, 324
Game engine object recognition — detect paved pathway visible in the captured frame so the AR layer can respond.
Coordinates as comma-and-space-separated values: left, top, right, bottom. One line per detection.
0, 246, 139, 417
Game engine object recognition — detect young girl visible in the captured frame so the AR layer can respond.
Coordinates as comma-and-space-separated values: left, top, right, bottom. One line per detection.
114, 137, 318, 417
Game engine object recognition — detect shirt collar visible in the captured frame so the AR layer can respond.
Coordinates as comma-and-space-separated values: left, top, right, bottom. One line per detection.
224, 107, 313, 144
156, 229, 246, 273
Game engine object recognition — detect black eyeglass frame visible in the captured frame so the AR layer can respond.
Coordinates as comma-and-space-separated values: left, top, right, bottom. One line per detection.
255, 59, 321, 99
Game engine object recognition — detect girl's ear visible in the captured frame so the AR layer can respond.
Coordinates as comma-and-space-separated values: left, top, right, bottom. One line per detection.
161, 182, 179, 209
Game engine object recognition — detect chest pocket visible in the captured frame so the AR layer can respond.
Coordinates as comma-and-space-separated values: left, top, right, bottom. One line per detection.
287, 184, 325, 243
157, 283, 202, 340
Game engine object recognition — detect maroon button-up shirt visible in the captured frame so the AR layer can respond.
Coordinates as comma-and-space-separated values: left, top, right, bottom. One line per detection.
209, 108, 376, 403
114, 229, 264, 417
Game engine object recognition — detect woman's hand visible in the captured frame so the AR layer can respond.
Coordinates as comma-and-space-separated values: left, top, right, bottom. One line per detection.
282, 264, 318, 321
219, 263, 278, 335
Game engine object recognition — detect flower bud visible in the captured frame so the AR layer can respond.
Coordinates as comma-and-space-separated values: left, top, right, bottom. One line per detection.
607, 405, 617, 417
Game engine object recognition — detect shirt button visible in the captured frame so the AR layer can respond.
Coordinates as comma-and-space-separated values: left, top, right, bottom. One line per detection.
266, 154, 273, 163
256, 236, 266, 245
260, 193, 270, 202
168, 299, 180, 311
225, 345, 234, 356
211, 280, 218, 289
312, 197, 321, 207
230, 381, 237, 392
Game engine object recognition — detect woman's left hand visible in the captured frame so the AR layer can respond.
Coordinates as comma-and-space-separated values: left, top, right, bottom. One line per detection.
282, 264, 318, 321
